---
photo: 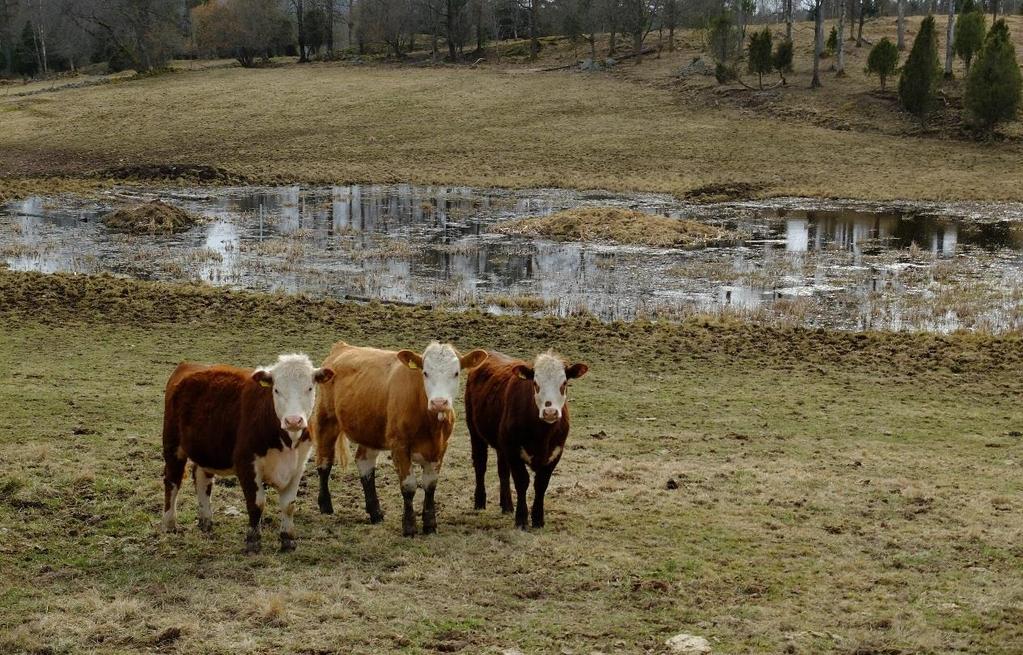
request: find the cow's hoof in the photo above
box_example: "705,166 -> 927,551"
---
500,505 -> 513,515
422,522 -> 437,535
198,517 -> 213,534
279,534 -> 297,553
368,511 -> 385,524
402,523 -> 417,538
244,539 -> 261,555
530,519 -> 545,529
474,493 -> 486,510
318,501 -> 334,515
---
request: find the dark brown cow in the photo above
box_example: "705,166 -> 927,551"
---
161,354 -> 334,553
312,341 -> 487,536
465,351 -> 588,529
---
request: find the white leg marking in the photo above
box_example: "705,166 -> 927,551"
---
279,470 -> 303,536
420,461 -> 440,490
161,483 -> 179,531
520,447 -> 532,465
254,465 -> 266,510
356,448 -> 381,477
401,472 -> 417,493
195,468 -> 214,521
547,446 -> 562,465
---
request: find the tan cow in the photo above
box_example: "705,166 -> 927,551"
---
312,341 -> 487,536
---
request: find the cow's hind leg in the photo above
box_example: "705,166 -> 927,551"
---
161,452 -> 187,532
470,431 -> 488,510
194,467 -> 215,534
394,449 -> 417,537
239,461 -> 263,554
312,408 -> 340,515
496,452 -> 513,514
356,446 -> 384,524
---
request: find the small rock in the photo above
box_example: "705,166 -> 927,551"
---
665,633 -> 711,654
604,57 -> 617,67
676,58 -> 714,77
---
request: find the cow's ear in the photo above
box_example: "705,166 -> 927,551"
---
459,349 -> 489,370
397,350 -> 424,370
252,369 -> 273,388
513,364 -> 534,380
314,367 -> 334,384
566,362 -> 589,379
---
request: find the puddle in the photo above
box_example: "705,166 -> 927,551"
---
3,185 -> 1023,333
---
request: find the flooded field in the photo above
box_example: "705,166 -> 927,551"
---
3,184 -> 1023,332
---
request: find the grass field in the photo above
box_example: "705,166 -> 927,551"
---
1,270 -> 1022,654
2,17 -> 1022,204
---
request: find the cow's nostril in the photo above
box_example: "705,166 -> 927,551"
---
545,401 -> 552,407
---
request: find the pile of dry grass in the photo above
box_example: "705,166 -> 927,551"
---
102,200 -> 198,234
492,206 -> 735,248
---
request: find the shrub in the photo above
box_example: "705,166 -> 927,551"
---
899,15 -> 941,122
825,26 -> 838,56
954,0 -> 987,73
707,13 -> 741,65
965,19 -> 1022,131
772,38 -> 794,80
866,37 -> 899,90
747,26 -> 773,88
714,62 -> 737,83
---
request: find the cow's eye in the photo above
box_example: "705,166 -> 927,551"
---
273,389 -> 279,395
454,371 -> 459,378
423,372 -> 429,379
307,387 -> 313,392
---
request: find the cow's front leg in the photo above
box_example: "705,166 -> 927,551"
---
239,464 -> 263,555
421,460 -> 441,535
509,456 -> 531,530
356,446 -> 384,524
393,450 -> 417,537
531,465 -> 554,529
194,467 -> 215,534
496,452 -> 513,514
277,469 -> 303,553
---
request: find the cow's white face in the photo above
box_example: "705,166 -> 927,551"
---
252,354 -> 334,440
398,343 -> 488,420
514,353 -> 589,424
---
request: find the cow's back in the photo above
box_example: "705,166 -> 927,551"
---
165,363 -> 249,470
322,344 -> 411,446
466,352 -> 528,445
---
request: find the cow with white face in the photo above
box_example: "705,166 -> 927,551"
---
311,341 -> 488,536
162,354 -> 334,554
465,350 -> 589,529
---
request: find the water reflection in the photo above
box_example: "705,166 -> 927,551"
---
3,185 -> 1023,333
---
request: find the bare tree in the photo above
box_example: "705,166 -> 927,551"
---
621,0 -> 658,62
896,0 -> 905,49
662,0 -> 676,51
836,0 -> 846,75
784,0 -> 792,41
63,0 -> 182,72
943,0 -> 954,77
806,0 -> 823,87
286,0 -> 309,61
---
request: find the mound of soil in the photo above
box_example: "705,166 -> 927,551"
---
102,200 -> 198,234
492,206 -> 736,248
100,163 -> 235,183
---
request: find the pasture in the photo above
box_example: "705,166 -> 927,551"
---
1,270 -> 1021,654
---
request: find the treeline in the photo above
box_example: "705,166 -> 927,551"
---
2,0 -> 1020,76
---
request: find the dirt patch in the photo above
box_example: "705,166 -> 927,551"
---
102,200 -> 199,234
99,163 -> 237,183
491,206 -> 736,247
680,182 -> 765,203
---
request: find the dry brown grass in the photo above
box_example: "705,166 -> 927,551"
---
492,206 -> 735,247
1,17 -> 1021,203
102,200 -> 199,234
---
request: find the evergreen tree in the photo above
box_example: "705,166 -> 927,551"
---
773,38 -> 794,84
825,25 -> 838,56
747,26 -> 773,89
954,0 -> 987,73
965,19 -> 1022,131
866,37 -> 899,90
899,15 -> 942,123
13,20 -> 37,78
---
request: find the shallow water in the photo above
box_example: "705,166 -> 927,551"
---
4,184 -> 1023,333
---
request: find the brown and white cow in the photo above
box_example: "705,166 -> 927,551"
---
161,354 -> 335,554
312,341 -> 487,536
465,351 -> 588,530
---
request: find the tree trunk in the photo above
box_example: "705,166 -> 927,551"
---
944,0 -> 955,78
991,0 -> 998,19
668,23 -> 675,52
296,0 -> 308,62
326,0 -> 335,56
812,4 -> 822,87
590,32 -> 596,59
529,0 -> 539,59
785,0 -> 793,42
836,0 -> 846,75
897,0 -> 905,50
856,0 -> 865,47
633,30 -> 643,64
447,0 -> 458,61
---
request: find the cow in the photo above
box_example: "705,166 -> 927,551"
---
161,353 -> 335,554
465,351 -> 588,530
312,341 -> 488,537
